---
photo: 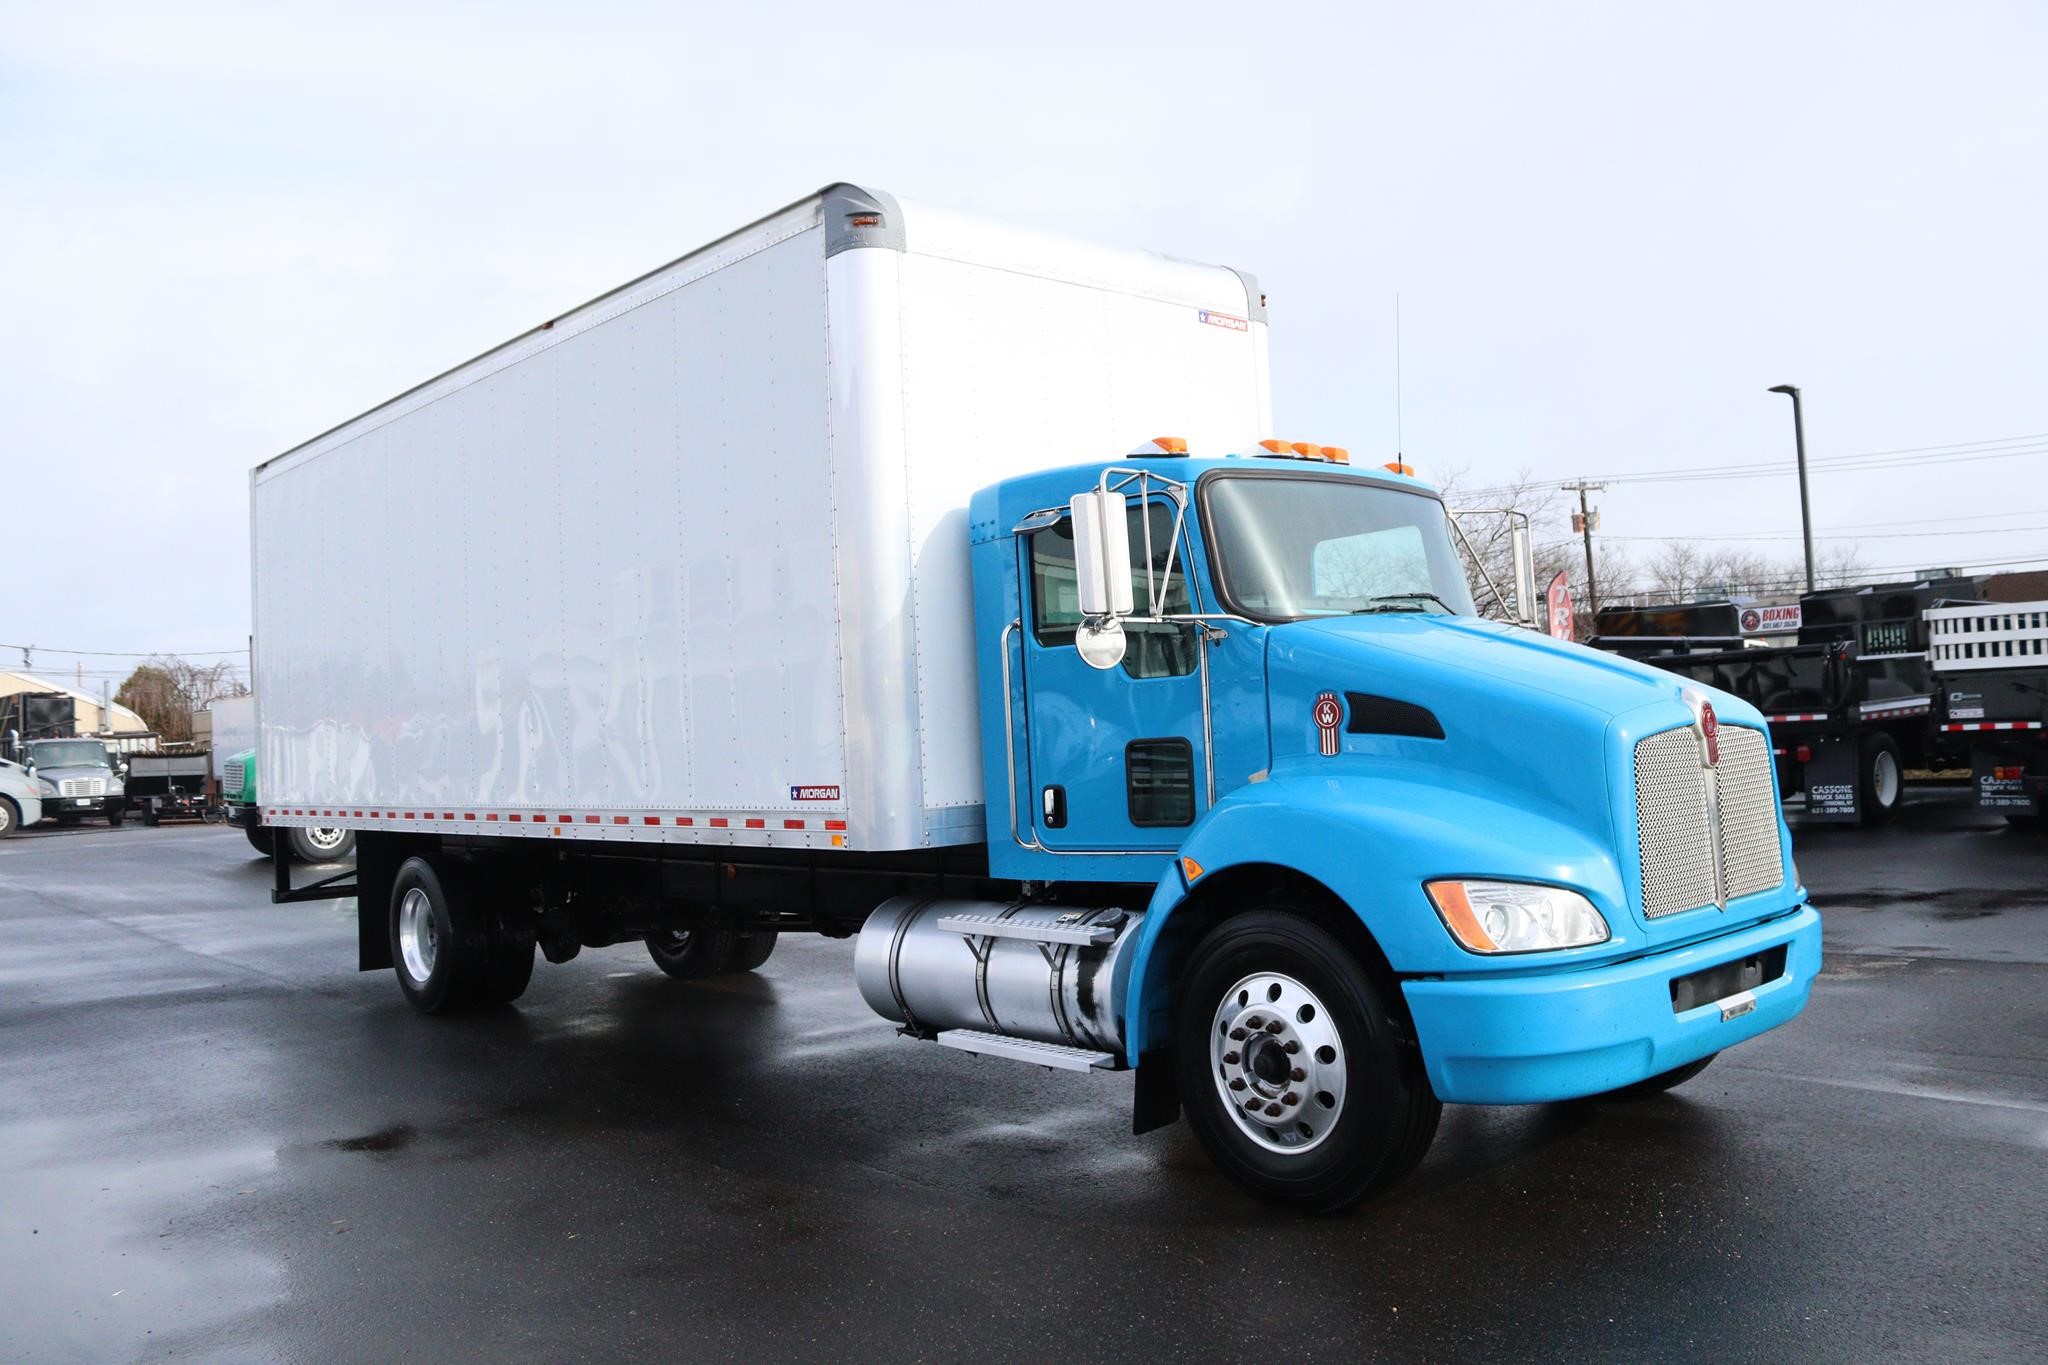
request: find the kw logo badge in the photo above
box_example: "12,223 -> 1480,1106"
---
1686,691 -> 1728,910
1699,701 -> 1720,767
1313,692 -> 1343,757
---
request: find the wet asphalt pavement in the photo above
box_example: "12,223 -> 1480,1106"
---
1,794 -> 2044,1362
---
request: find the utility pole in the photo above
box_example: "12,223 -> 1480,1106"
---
1564,481 -> 1606,616
1767,384 -> 1815,591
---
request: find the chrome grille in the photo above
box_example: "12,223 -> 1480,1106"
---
224,757 -> 245,795
1633,722 -> 1784,919
1716,727 -> 1783,900
1634,728 -> 1718,918
59,777 -> 108,798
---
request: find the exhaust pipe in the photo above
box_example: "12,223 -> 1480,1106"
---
855,897 -> 1144,1055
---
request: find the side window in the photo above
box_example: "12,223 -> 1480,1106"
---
1126,738 -> 1196,826
1030,501 -> 1197,679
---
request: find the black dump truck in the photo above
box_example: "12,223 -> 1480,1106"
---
1927,598 -> 2048,826
1592,577 -> 1983,824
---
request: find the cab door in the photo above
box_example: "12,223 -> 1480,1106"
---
1020,498 -> 1207,850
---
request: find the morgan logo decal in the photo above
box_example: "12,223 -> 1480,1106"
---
1700,702 -> 1720,767
790,785 -> 842,802
1313,692 -> 1343,757
1199,309 -> 1249,332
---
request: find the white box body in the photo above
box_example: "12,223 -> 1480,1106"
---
253,186 -> 1272,852
208,695 -> 256,780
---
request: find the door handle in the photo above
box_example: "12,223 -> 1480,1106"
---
1041,785 -> 1067,829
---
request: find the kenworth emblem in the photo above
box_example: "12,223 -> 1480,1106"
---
1313,692 -> 1343,757
1700,701 -> 1721,767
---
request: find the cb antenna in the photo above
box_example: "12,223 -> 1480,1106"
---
1394,293 -> 1404,464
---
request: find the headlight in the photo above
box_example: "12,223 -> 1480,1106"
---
1425,879 -> 1610,954
36,779 -> 58,797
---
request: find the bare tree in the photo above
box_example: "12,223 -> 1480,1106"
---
115,654 -> 248,739
1438,467 -> 1628,634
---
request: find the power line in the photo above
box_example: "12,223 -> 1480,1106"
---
1600,525 -> 2048,544
0,643 -> 248,659
1460,428 -> 2048,499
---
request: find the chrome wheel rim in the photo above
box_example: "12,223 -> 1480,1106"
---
1211,971 -> 1347,1154
653,929 -> 691,958
398,888 -> 438,983
1873,751 -> 1901,808
306,826 -> 348,853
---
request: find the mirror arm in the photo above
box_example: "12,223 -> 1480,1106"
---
1448,506 -> 1524,623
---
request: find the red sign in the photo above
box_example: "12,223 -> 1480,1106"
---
1739,603 -> 1802,634
1545,571 -> 1574,641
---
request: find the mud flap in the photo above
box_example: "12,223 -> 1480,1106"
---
1132,1047 -> 1181,1135
1800,735 -> 1861,823
1972,746 -> 2039,817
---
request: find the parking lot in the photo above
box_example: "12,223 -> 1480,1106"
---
2,796 -> 2043,1362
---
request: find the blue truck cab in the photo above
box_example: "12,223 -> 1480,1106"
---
939,439 -> 1818,1208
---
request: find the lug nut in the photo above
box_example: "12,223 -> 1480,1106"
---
1265,1020 -> 1283,1034
1290,1067 -> 1306,1082
1245,1098 -> 1262,1111
1229,1027 -> 1247,1041
1264,1102 -> 1282,1117
1283,1040 -> 1300,1054
1282,1091 -> 1299,1106
1223,1051 -> 1240,1065
1229,1078 -> 1246,1091
1244,1016 -> 1262,1029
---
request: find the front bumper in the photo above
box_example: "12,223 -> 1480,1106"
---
225,801 -> 260,829
43,793 -> 123,815
1403,901 -> 1821,1104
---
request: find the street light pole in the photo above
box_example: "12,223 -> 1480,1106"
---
1768,384 -> 1815,592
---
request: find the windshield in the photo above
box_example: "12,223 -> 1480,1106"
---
1202,473 -> 1478,621
29,740 -> 113,769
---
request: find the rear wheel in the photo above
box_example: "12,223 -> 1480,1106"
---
646,928 -> 778,979
1175,909 -> 1440,1213
1858,732 -> 1903,826
290,825 -> 356,862
244,825 -> 274,855
389,856 -> 486,1013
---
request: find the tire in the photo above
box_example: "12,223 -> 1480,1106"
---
290,825 -> 356,862
477,922 -> 536,1005
0,797 -> 17,838
388,856 -> 486,1013
244,825 -> 275,856
1174,908 -> 1441,1213
1599,1053 -> 1716,1099
735,931 -> 778,972
107,802 -> 126,828
644,927 -> 777,979
1858,732 -> 1903,826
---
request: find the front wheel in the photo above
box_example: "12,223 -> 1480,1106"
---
107,802 -> 126,828
290,825 -> 356,862
0,797 -> 17,838
1174,909 -> 1440,1213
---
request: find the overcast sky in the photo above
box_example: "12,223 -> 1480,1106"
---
3,1 -> 2044,694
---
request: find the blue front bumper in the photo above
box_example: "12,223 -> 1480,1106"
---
1403,903 -> 1821,1104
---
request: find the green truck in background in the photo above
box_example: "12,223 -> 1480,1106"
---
221,748 -> 355,862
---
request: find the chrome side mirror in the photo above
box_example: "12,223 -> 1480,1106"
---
1069,490 -> 1132,670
